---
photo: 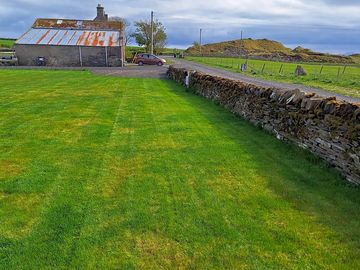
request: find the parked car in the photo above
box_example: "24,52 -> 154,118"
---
134,53 -> 166,66
0,54 -> 18,66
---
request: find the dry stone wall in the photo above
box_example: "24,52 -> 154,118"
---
168,66 -> 360,184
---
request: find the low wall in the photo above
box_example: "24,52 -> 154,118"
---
168,66 -> 360,184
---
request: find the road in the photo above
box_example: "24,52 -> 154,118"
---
172,58 -> 360,103
91,65 -> 168,79
2,60 -> 359,103
0,65 -> 169,79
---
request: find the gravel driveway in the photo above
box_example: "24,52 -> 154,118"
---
2,61 -> 358,103
91,65 -> 168,79
0,64 -> 169,79
173,59 -> 360,103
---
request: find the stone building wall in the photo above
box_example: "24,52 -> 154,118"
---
168,66 -> 360,184
14,45 -> 122,67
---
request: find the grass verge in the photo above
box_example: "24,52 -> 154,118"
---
186,56 -> 360,98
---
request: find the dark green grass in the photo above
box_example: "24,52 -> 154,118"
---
187,56 -> 360,98
0,70 -> 359,269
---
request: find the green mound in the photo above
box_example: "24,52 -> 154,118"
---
186,39 -> 355,64
0,38 -> 16,49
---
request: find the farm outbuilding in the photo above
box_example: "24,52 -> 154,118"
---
14,5 -> 124,67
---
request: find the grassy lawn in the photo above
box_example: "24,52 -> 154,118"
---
186,56 -> 360,98
0,70 -> 359,269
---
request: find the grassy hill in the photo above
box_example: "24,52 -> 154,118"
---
0,38 -> 16,49
351,54 -> 360,64
186,39 -> 355,64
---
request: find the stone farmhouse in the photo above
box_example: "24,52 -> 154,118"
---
14,5 -> 124,67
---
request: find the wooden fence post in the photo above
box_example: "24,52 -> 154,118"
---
261,63 -> 266,74
343,65 -> 347,74
279,64 -> 283,75
337,67 -> 341,82
319,65 -> 324,75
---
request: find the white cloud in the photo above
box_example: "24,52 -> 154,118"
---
0,0 -> 359,53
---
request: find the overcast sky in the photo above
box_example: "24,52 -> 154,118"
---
0,0 -> 359,54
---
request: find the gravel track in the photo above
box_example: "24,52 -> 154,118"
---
91,65 -> 168,79
0,65 -> 169,79
2,61 -> 359,104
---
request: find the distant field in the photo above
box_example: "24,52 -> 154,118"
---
0,70 -> 360,268
187,56 -> 360,98
0,38 -> 15,49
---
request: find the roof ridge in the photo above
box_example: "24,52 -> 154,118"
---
31,26 -> 120,32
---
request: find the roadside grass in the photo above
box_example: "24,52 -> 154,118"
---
0,70 -> 359,269
186,56 -> 360,98
0,52 -> 15,58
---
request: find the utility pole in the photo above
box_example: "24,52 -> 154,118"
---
150,11 -> 154,54
240,30 -> 243,57
199,28 -> 202,56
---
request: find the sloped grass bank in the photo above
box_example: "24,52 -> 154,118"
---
0,70 -> 359,269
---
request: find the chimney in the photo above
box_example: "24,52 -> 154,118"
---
97,4 -> 104,18
94,4 -> 108,21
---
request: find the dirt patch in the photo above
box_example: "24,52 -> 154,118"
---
135,232 -> 191,269
0,160 -> 24,179
0,192 -> 43,239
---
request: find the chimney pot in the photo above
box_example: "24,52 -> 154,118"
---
94,4 -> 108,22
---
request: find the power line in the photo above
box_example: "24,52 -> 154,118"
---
150,11 -> 154,54
200,28 -> 202,55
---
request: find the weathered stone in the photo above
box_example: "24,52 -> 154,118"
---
295,65 -> 307,76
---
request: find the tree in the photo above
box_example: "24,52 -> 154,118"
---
109,17 -> 134,46
192,41 -> 200,47
132,19 -> 167,53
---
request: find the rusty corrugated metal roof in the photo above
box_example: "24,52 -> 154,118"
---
15,28 -> 121,47
33,19 -> 123,31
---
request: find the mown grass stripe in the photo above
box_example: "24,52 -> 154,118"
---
0,70 -> 359,269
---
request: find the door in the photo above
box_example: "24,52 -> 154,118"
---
143,54 -> 151,64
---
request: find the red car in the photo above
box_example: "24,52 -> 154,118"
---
134,53 -> 166,66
